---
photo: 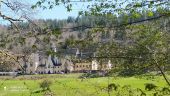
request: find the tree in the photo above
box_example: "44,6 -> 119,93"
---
124,17 -> 170,84
0,0 -> 170,87
34,0 -> 169,20
0,0 -> 35,27
32,0 -> 170,85
67,16 -> 75,23
0,50 -> 23,72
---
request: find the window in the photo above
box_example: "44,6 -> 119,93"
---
86,65 -> 88,68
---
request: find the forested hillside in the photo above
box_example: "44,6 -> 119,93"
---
0,10 -> 170,74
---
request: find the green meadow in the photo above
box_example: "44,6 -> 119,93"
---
0,74 -> 169,96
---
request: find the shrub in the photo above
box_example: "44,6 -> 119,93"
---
79,73 -> 102,78
145,83 -> 157,91
39,79 -> 52,91
108,83 -> 119,91
118,69 -> 145,76
161,87 -> 170,95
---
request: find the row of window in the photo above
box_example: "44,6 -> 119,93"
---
47,66 -> 61,68
75,65 -> 111,68
38,70 -> 62,74
75,65 -> 91,68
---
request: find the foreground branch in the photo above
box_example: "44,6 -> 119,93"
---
153,57 -> 170,86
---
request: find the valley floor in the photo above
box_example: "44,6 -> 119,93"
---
0,73 -> 169,96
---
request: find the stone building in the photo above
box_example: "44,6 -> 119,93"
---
25,53 -> 39,74
25,53 -> 65,74
66,59 -> 113,73
73,62 -> 91,72
22,47 -> 113,74
92,60 -> 98,70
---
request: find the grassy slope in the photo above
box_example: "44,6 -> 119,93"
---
0,74 -> 169,96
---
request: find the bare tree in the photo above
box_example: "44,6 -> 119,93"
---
0,0 -> 36,28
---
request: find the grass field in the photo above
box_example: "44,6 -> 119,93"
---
0,74 -> 169,96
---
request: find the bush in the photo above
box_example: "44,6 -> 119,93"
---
145,83 -> 157,91
118,69 -> 145,76
161,87 -> 170,95
39,79 -> 52,91
79,73 -> 102,78
108,83 -> 119,91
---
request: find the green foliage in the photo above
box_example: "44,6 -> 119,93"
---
161,87 -> 170,95
79,73 -> 104,78
147,11 -> 154,17
1,1 -> 170,92
39,79 -> 52,91
43,36 -> 50,43
108,83 -> 119,91
118,68 -> 145,76
14,37 -> 26,46
51,28 -> 61,38
145,83 -> 157,91
32,44 -> 37,49
34,0 -> 170,29
46,50 -> 57,56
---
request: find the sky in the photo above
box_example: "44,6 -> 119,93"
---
0,0 -> 89,25
33,0 -> 91,20
35,5 -> 79,20
33,3 -> 80,20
